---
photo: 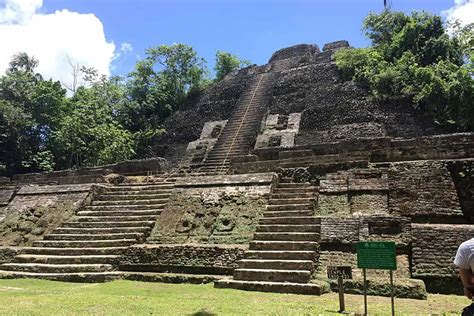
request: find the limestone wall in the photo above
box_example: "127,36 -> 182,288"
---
268,44 -> 320,63
411,224 -> 474,294
148,192 -> 267,245
319,216 -> 411,247
119,244 -> 246,275
255,113 -> 301,149
0,184 -> 93,246
388,161 -> 463,220
174,173 -> 276,197
412,224 -> 474,277
11,158 -> 169,185
156,66 -> 260,160
186,120 -> 227,163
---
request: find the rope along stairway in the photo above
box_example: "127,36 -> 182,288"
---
215,177 -> 325,294
187,72 -> 274,175
0,183 -> 173,281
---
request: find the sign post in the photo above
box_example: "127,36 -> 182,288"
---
357,241 -> 397,316
327,266 -> 352,313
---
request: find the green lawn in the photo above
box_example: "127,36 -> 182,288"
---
0,279 -> 470,315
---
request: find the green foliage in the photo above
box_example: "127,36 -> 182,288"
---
51,74 -> 135,168
0,43 -> 251,175
335,11 -> 474,131
0,54 -> 67,175
214,50 -> 251,81
126,44 -> 207,129
124,43 -> 209,156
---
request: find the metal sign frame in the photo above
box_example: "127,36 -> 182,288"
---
356,241 -> 397,316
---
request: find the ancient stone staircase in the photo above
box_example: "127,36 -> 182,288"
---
189,72 -> 274,175
215,178 -> 325,295
0,183 -> 173,281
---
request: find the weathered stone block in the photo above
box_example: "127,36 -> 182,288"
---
316,194 -> 349,216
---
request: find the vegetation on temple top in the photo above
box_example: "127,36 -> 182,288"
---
335,11 -> 474,131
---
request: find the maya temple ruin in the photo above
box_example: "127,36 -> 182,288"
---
0,42 -> 472,299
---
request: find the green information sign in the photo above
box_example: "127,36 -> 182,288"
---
357,241 -> 397,270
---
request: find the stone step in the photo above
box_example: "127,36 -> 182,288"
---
101,189 -> 173,195
245,250 -> 317,261
233,269 -> 311,283
84,204 -> 165,211
15,254 -> 121,264
191,162 -> 230,168
53,227 -> 150,234
0,263 -> 115,273
214,279 -> 324,295
237,259 -> 314,270
76,210 -> 162,217
20,247 -> 128,256
44,233 -> 144,241
206,152 -> 245,159
213,137 -> 255,145
217,131 -> 258,139
227,109 -> 264,118
250,240 -> 318,251
263,210 -> 314,217
268,198 -> 314,205
0,270 -> 123,282
105,184 -> 174,191
213,139 -> 253,146
73,215 -> 157,222
98,193 -> 171,201
204,157 -> 239,163
198,164 -> 230,169
63,221 -> 155,228
259,217 -> 318,225
33,239 -> 136,248
277,183 -> 314,189
207,149 -> 247,157
256,224 -> 320,233
271,192 -> 316,199
266,204 -> 313,211
272,187 -> 316,193
122,271 -> 225,284
92,199 -> 168,206
253,232 -> 319,241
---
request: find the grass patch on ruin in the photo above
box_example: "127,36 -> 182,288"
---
0,278 -> 469,315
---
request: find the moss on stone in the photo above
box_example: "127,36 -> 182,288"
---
0,203 -> 75,246
319,275 -> 427,300
149,192 -> 266,244
316,194 -> 350,216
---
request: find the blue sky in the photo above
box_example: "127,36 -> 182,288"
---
1,0 -> 471,85
41,0 -> 461,76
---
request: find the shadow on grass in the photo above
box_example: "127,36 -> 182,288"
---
190,309 -> 216,316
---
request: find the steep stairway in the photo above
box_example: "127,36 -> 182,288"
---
190,72 -> 274,175
0,183 -> 173,282
215,178 -> 325,294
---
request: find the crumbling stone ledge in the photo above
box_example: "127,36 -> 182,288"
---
119,244 -> 247,275
322,276 -> 427,300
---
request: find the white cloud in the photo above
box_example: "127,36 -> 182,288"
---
120,42 -> 133,53
0,0 -> 115,90
442,0 -> 474,27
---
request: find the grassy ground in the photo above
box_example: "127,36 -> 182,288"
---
0,279 -> 470,315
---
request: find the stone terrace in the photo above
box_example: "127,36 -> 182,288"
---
0,42 -> 472,297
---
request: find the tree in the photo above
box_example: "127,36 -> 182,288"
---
0,52 -> 67,175
51,72 -> 135,168
335,11 -> 474,131
125,43 -> 208,156
7,52 -> 39,74
214,50 -> 251,81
